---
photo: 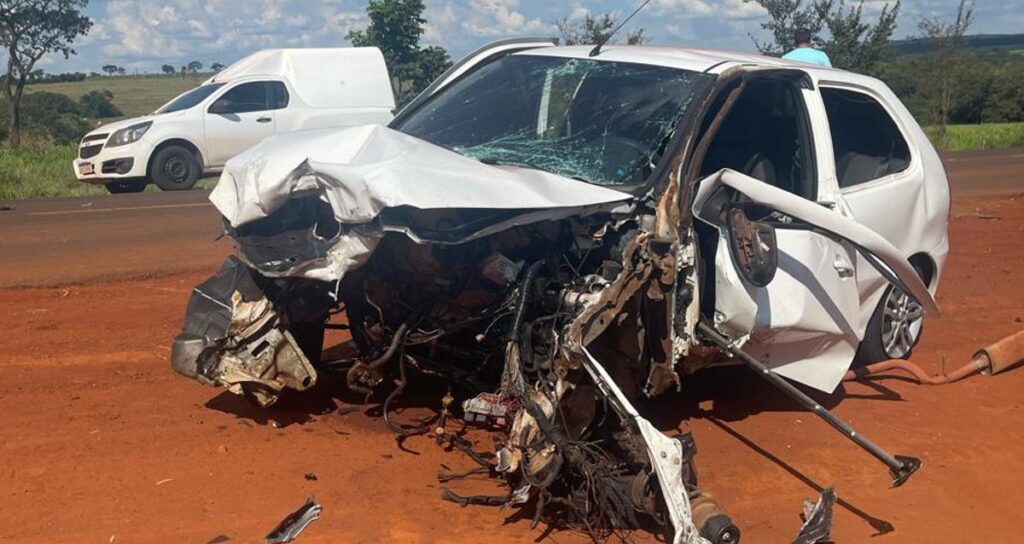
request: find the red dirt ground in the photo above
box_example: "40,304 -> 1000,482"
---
3,167 -> 1024,542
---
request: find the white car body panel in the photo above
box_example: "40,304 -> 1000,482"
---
694,169 -> 940,392
73,48 -> 395,185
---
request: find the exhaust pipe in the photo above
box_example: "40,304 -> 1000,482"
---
844,328 -> 1024,385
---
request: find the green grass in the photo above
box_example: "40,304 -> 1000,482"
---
0,144 -> 106,200
26,74 -> 208,121
0,142 -> 218,201
926,122 -> 1024,152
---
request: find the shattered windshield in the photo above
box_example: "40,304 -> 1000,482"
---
156,83 -> 225,114
394,55 -> 711,186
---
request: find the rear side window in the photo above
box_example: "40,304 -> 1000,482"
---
269,81 -> 289,110
821,88 -> 911,188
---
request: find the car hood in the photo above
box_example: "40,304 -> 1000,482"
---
210,124 -> 633,229
83,115 -> 154,139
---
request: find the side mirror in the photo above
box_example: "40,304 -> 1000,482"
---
208,99 -> 231,114
725,204 -> 779,287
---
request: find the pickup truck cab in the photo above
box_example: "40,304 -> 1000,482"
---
73,47 -> 396,193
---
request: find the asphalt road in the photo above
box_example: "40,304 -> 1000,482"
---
1,147 -> 1022,288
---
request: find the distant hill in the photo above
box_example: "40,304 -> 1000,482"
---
889,33 -> 1024,56
25,74 -> 208,121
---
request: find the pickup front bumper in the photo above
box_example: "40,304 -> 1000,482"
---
73,137 -> 152,183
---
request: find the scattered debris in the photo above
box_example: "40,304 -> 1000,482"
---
303,472 -> 317,481
792,488 -> 837,544
265,497 -> 322,544
155,478 -> 173,486
335,405 -> 361,416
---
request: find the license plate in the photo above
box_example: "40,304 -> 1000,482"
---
78,163 -> 94,175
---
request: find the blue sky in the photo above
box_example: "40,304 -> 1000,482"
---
24,0 -> 1024,74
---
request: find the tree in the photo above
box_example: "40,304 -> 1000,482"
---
0,0 -> 92,147
817,0 -> 900,74
161,63 -> 176,75
555,11 -> 646,46
78,89 -> 121,118
210,62 -> 226,72
347,0 -> 451,105
186,60 -> 202,73
115,66 -> 125,75
744,0 -> 900,74
101,64 -> 119,75
915,0 -> 974,147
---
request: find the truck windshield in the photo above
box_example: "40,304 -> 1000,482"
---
157,83 -> 225,114
394,55 -> 712,186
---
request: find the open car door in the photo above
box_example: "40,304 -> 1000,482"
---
693,169 -> 939,392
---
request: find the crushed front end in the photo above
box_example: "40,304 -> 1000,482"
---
169,124 -> 728,543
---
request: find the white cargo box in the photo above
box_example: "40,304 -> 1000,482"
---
205,48 -> 395,110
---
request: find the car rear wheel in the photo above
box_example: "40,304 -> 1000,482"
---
855,266 -> 927,364
105,180 -> 147,194
151,145 -> 200,191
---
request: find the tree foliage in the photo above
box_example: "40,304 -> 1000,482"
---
0,0 -> 92,147
554,11 -> 646,46
744,0 -> 900,74
210,62 -> 226,72
186,60 -> 203,73
347,0 -> 452,105
161,64 -> 176,75
912,0 -> 974,146
78,89 -> 121,118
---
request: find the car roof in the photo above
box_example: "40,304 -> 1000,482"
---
515,44 -> 853,78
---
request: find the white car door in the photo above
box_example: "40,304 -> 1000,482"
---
694,169 -> 938,393
204,81 -> 279,167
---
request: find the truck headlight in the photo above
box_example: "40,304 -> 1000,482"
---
107,122 -> 153,147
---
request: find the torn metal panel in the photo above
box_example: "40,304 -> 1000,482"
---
581,347 -> 708,544
171,257 -> 316,406
693,168 -> 940,392
210,125 -> 633,229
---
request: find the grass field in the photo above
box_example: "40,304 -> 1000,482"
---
0,144 -> 106,200
0,143 -> 217,201
926,122 -> 1024,152
26,74 -> 207,120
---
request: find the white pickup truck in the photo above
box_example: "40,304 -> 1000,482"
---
73,48 -> 396,193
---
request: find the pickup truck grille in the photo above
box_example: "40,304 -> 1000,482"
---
82,133 -> 108,143
79,144 -> 103,159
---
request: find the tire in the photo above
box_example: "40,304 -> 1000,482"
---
855,265 -> 927,365
150,145 -> 200,191
105,180 -> 147,194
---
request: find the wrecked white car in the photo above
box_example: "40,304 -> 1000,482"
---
171,40 -> 949,543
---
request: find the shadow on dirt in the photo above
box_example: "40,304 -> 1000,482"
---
202,357 -> 899,535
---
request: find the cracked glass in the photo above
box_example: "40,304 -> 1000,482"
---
395,55 -> 711,186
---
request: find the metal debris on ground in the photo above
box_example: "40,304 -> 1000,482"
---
791,488 -> 836,544
265,497 -> 322,544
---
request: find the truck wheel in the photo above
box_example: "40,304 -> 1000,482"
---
105,180 -> 147,194
151,145 -> 200,191
855,264 -> 927,365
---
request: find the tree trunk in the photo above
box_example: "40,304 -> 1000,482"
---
8,100 -> 19,148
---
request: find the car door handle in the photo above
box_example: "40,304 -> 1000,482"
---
256,117 -> 272,123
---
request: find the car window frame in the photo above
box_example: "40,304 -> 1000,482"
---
817,82 -> 917,194
268,81 -> 290,110
391,52 -> 717,197
691,69 -> 821,202
208,81 -> 272,115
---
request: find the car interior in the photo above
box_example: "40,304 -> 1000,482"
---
698,77 -> 817,200
821,87 -> 911,188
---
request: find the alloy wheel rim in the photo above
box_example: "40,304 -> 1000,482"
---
881,288 -> 924,359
